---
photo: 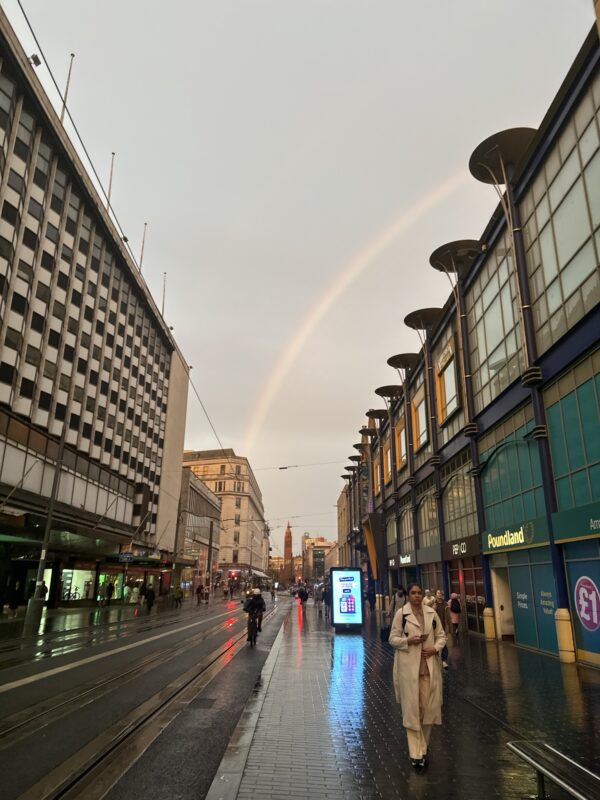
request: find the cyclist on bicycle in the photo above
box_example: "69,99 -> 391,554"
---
244,588 -> 266,639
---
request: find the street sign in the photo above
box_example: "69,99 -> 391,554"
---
118,552 -> 135,562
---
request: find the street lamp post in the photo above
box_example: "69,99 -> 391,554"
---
206,520 -> 214,605
23,432 -> 66,634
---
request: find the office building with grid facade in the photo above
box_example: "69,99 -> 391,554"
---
0,10 -> 189,608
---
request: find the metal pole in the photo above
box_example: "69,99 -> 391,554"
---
107,152 -> 115,209
139,222 -> 148,272
60,53 -> 75,124
23,432 -> 66,633
206,520 -> 214,605
161,272 -> 166,316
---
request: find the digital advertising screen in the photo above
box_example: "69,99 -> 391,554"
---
330,568 -> 363,627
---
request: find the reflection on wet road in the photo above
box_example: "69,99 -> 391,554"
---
0,598 -> 243,670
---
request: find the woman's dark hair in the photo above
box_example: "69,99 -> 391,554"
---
406,582 -> 423,595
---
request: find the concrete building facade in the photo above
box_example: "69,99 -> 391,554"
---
182,448 -> 268,579
0,9 -> 189,610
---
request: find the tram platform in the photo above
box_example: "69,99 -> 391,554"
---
203,601 -> 599,800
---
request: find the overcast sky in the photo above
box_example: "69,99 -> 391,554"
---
4,1 -> 594,556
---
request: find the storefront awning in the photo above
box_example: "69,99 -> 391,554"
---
251,568 -> 269,579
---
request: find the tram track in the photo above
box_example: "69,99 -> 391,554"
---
15,605 -> 280,800
0,606 -> 247,746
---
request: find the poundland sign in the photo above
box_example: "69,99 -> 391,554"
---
482,516 -> 548,554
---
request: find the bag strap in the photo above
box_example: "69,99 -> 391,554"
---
402,612 -> 436,635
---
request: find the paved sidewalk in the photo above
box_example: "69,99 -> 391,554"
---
208,601 -> 600,800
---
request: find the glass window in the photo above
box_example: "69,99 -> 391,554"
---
438,359 -> 458,421
416,399 -> 427,448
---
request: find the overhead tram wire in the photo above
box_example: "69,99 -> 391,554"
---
188,375 -> 238,476
254,460 -> 346,471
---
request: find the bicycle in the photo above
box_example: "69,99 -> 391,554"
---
247,609 -> 259,648
62,588 -> 80,601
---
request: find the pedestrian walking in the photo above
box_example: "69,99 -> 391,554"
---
423,589 -> 435,608
387,586 -> 406,624
367,587 -> 376,612
172,584 -> 183,609
448,592 -> 462,638
105,580 -> 114,607
229,583 -> 234,600
270,586 -> 276,603
434,589 -> 450,668
131,585 -> 140,605
8,580 -> 20,618
389,582 -> 447,770
39,580 -> 48,603
196,584 -> 204,606
98,581 -> 106,607
145,585 -> 155,614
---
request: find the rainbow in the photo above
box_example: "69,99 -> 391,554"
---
242,170 -> 471,454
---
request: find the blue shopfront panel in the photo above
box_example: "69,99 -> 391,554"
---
510,565 -> 538,649
531,563 -> 558,653
565,549 -> 600,660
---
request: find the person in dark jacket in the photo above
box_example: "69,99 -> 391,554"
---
244,588 -> 266,637
145,586 -> 155,614
105,580 -> 114,606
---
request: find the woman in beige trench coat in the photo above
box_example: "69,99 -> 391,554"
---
389,582 -> 447,769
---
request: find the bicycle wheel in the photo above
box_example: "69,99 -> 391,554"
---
249,619 -> 258,648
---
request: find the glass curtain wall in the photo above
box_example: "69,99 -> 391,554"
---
465,232 -> 525,414
521,70 -> 600,355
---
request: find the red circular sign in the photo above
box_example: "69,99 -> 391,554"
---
574,576 -> 600,632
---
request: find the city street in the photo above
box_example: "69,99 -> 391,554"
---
0,594 -> 287,799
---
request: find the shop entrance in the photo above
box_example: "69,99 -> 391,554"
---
492,566 -> 515,640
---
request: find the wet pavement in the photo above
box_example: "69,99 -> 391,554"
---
0,593 -> 236,638
208,601 -> 600,800
0,594 -> 241,670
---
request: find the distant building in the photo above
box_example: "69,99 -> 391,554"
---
283,522 -> 293,583
268,555 -> 285,583
302,536 -> 338,581
324,543 -> 339,575
292,554 -> 303,582
182,449 -> 268,581
175,468 -> 221,589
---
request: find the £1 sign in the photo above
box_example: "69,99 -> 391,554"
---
574,576 -> 600,632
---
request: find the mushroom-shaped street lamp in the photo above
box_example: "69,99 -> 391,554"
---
365,409 -> 388,421
469,128 -> 536,187
348,455 -> 361,463
359,426 -> 377,438
404,307 -> 444,340
429,239 -> 485,291
469,127 -> 538,373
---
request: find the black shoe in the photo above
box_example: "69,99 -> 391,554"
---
257,627 -> 262,632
